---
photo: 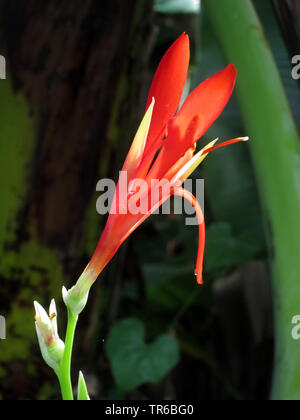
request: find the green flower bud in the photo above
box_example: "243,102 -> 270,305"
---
34,300 -> 65,371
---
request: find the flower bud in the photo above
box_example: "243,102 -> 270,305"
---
63,269 -> 97,316
34,299 -> 65,371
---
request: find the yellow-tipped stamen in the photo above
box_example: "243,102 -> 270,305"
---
203,136 -> 249,155
171,138 -> 219,185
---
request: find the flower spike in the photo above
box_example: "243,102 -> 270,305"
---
68,33 -> 247,297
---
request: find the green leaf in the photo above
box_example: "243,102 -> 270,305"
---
194,9 -> 266,257
105,318 -> 179,392
77,371 -> 90,401
203,0 -> 300,399
154,0 -> 200,14
205,223 -> 257,273
253,0 -> 300,133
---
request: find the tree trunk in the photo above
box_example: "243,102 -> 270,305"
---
0,0 -> 153,400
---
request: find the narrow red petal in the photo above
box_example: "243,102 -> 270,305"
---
146,65 -> 237,182
86,187 -> 172,278
173,64 -> 237,144
202,137 -> 248,155
145,33 -> 190,154
173,187 -> 205,285
148,115 -> 200,181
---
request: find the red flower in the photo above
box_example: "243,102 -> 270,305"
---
65,34 -> 247,312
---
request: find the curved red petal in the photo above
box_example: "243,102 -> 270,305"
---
201,136 -> 248,154
174,64 -> 237,143
173,187 -> 205,285
145,33 -> 190,153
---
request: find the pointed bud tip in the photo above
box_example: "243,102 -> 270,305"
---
62,286 -> 68,299
49,299 -> 57,315
34,301 -> 44,316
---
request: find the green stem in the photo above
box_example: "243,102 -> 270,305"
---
203,0 -> 300,400
57,309 -> 78,400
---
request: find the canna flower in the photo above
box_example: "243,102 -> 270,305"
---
64,33 -> 247,315
34,300 -> 65,371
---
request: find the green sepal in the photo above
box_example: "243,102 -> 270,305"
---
77,371 -> 90,401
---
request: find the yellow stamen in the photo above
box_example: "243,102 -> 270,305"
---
172,138 -> 219,185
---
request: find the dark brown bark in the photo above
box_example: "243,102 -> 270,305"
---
272,0 -> 300,57
1,0 -> 153,247
0,0 -> 153,400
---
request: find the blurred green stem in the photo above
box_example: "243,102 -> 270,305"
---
203,0 -> 300,400
57,310 -> 78,400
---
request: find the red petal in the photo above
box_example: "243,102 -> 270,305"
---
148,115 -> 200,180
173,64 -> 237,144
173,187 -> 205,285
145,33 -> 190,154
201,136 -> 248,154
86,187 -> 172,279
146,65 -> 237,181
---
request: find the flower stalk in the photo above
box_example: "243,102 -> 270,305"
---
56,309 -> 78,401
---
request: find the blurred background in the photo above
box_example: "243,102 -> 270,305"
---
0,0 -> 299,400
